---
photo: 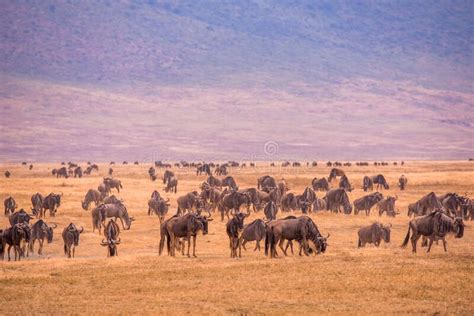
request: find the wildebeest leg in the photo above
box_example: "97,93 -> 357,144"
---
229,237 -> 233,258
7,244 -> 12,261
241,239 -> 247,251
442,238 -> 447,252
279,238 -> 287,256
192,236 -> 197,257
118,217 -> 126,230
427,237 -> 434,253
411,233 -> 421,253
186,236 -> 191,257
238,237 -> 242,258
254,240 -> 260,251
39,239 -> 43,255
72,246 -> 75,258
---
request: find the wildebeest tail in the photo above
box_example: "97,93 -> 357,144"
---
63,244 -> 67,255
357,238 -> 362,248
268,226 -> 276,258
264,227 -> 270,256
401,224 -> 411,248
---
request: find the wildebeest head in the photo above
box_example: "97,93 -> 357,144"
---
316,233 -> 330,253
381,224 -> 392,243
453,217 -> 464,238
101,238 -> 121,256
44,223 -> 57,243
197,214 -> 214,235
68,224 -> 84,246
231,210 -> 249,230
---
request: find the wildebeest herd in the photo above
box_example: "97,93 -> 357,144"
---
0,161 -> 471,261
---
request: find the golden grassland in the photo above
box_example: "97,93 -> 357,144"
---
0,161 -> 473,314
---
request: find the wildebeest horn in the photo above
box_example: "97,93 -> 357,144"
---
130,217 -> 135,221
395,195 -> 398,200
100,239 -> 108,246
165,197 -> 170,203
326,233 -> 330,239
79,226 -> 84,233
60,192 -> 64,196
388,223 -> 392,228
115,238 -> 121,244
51,223 -> 58,229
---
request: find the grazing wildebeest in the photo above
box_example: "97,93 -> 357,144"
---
42,193 -> 61,217
265,216 -> 328,258
222,176 -> 238,191
219,190 -> 251,221
372,174 -> 389,190
159,213 -> 213,257
55,167 -> 69,178
206,175 -> 222,188
398,175 -> 408,190
9,209 -> 35,226
338,175 -> 353,192
5,171 -> 11,178
100,219 -> 121,257
196,163 -> 211,176
62,223 -> 84,258
281,193 -> 298,212
31,193 -> 44,217
328,168 -> 345,182
3,223 -> 31,261
257,175 -> 277,192
353,192 -> 384,216
103,178 -> 123,193
82,189 -> 102,210
377,196 -> 399,217
240,219 -> 266,251
29,220 -> 57,255
324,188 -> 352,214
362,176 -> 373,192
226,211 -> 250,258
164,176 -> 178,193
299,187 -> 316,214
311,178 -> 329,191
438,193 -> 463,217
401,211 -> 464,253
4,196 -> 17,216
357,222 -> 391,248
416,192 -> 444,215
263,201 -> 278,220
91,206 -> 106,233
148,197 -> 170,222
99,203 -> 135,230
201,186 -> 222,213
74,166 -> 83,178
312,197 -> 327,211
177,192 -> 204,215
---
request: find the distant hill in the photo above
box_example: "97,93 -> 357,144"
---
0,1 -> 472,161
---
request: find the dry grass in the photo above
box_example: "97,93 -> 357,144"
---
0,161 -> 473,314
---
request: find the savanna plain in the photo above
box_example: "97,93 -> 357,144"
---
0,161 -> 473,314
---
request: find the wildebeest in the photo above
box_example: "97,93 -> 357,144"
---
398,175 -> 408,190
100,219 -> 121,257
159,213 -> 213,257
265,216 -> 328,258
9,209 -> 35,226
461,198 -> 473,221
377,196 -> 399,217
5,171 -> 10,178
357,222 -> 391,247
416,192 -> 444,216
29,220 -> 57,255
263,201 -> 278,220
62,223 -> 84,258
147,197 -> 170,222
206,175 -> 222,188
222,176 -> 238,191
312,197 -> 327,211
108,168 -> 113,176
31,193 -> 44,217
103,177 -> 123,193
407,201 -> 422,217
299,187 -> 316,214
328,168 -> 345,182
196,163 -> 211,176
201,185 -> 223,213
98,203 -> 135,230
338,175 -> 353,192
55,167 -> 69,178
311,177 -> 329,191
82,189 -> 102,210
103,195 -> 122,205
148,166 -> 156,180
362,176 -> 373,192
74,166 -> 83,178
2,223 -> 31,261
177,192 -> 204,215
164,176 -> 178,193
219,190 -> 251,221
281,192 -> 298,212
42,193 -> 62,217
353,192 -> 384,216
438,193 -> 463,217
215,164 -> 228,176
4,196 -> 17,216
226,211 -> 250,258
372,174 -> 389,190
401,211 -> 464,253
240,219 -> 266,251
151,190 -> 161,200
268,187 -> 281,207
324,188 -> 352,214
98,183 -> 108,197
277,179 -> 289,195
257,175 -> 277,192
